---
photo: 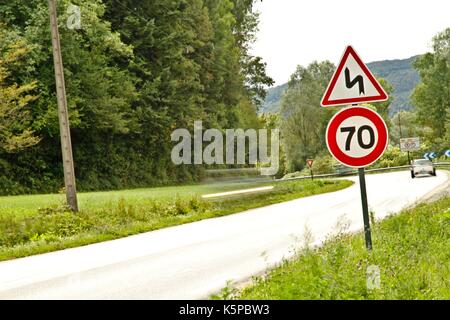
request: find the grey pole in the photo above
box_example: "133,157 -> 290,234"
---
358,167 -> 372,250
398,113 -> 411,164
398,112 -> 403,141
351,104 -> 373,251
48,0 -> 79,212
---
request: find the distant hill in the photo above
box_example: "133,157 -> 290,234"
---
260,56 -> 421,116
260,83 -> 288,114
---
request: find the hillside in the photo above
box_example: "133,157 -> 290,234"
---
368,56 -> 421,114
260,83 -> 288,113
260,56 -> 421,115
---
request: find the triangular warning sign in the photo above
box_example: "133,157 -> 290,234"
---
321,46 -> 388,107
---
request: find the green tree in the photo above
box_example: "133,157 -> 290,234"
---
412,28 -> 450,148
389,110 -> 433,148
372,78 -> 394,120
280,61 -> 336,171
280,61 -> 394,172
231,0 -> 274,108
0,0 -> 273,194
0,0 -> 139,192
0,29 -> 40,152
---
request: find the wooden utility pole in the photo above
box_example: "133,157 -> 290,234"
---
398,112 -> 410,164
48,0 -> 79,212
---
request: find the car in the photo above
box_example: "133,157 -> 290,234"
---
410,159 -> 436,179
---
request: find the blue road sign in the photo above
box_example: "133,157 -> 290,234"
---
424,152 -> 437,160
445,150 -> 450,157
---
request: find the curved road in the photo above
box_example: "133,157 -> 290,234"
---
0,171 -> 448,299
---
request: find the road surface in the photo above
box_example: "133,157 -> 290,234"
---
0,171 -> 448,299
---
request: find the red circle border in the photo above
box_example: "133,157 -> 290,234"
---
326,106 -> 388,168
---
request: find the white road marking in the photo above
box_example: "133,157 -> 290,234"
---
202,186 -> 274,199
0,171 -> 448,299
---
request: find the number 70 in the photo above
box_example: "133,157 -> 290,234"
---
340,126 -> 375,151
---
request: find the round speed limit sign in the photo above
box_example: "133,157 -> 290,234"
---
326,106 -> 388,168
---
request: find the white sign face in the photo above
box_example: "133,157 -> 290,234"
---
321,46 -> 388,107
400,138 -> 420,152
329,56 -> 382,101
336,116 -> 379,159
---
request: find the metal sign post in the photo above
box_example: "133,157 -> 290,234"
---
326,106 -> 388,251
48,0 -> 79,212
322,46 -> 390,251
398,113 -> 410,164
358,168 -> 372,250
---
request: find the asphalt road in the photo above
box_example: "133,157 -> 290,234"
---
0,171 -> 448,300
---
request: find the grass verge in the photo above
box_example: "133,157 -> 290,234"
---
216,197 -> 450,300
0,179 -> 352,262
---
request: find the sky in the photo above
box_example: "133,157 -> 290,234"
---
251,0 -> 450,85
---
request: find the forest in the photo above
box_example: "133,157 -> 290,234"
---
0,0 -> 273,195
0,1 -> 448,195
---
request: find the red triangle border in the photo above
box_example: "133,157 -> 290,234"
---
321,46 -> 389,107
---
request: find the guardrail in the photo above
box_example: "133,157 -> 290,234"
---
276,162 -> 450,182
436,162 -> 450,167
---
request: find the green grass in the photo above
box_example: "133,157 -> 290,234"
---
0,179 -> 353,262
0,181 -> 277,218
220,197 -> 450,300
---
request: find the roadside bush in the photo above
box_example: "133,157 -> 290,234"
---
282,154 -> 337,179
371,146 -> 409,168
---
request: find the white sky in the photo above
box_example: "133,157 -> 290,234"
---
252,0 -> 450,85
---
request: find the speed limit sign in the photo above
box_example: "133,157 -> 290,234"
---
326,106 -> 388,168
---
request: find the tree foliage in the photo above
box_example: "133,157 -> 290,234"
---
280,61 -> 336,171
412,28 -> 450,149
0,0 -> 272,194
0,28 -> 40,153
